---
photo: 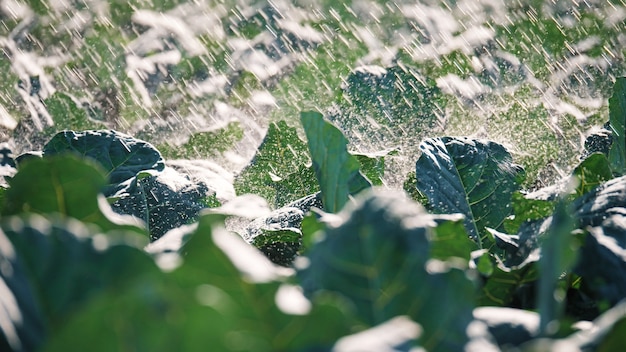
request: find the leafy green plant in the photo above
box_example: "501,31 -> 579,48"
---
2,0 -> 626,348
414,136 -> 525,247
4,78 -> 626,349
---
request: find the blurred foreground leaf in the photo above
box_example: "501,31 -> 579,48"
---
298,190 -> 475,351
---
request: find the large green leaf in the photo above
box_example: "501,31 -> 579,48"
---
1,214 -> 157,349
300,111 -> 371,213
415,137 -> 524,246
1,155 -> 145,236
335,65 -> 444,153
110,168 -> 212,241
42,130 -> 165,194
45,213 -> 354,351
575,212 -> 626,308
574,175 -> 626,229
298,190 -> 475,352
608,77 -> 626,174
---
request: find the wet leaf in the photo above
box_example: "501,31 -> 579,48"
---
43,130 -> 165,195
300,111 -> 371,213
1,155 -> 145,236
298,190 -> 475,352
415,137 -> 525,247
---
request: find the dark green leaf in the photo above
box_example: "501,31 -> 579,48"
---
110,168 -> 211,241
415,137 -> 524,247
473,250 -> 494,276
272,164 -> 319,208
574,175 -> 626,228
336,65 -> 443,153
43,130 -> 165,194
46,213 -> 354,351
473,306 -> 539,348
1,155 -> 145,236
177,214 -> 356,350
537,200 -> 578,335
2,214 -> 157,345
575,213 -> 626,307
0,227 -> 46,352
478,257 -> 539,308
298,190 -> 475,352
250,228 -> 302,267
300,111 -> 371,213
608,77 -> 626,174
583,127 -> 612,159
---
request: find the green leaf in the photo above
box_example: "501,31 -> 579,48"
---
110,168 -> 212,241
337,65 -> 443,148
473,250 -> 495,277
572,153 -> 613,197
44,273 -> 228,352
47,213 -> 354,351
575,212 -> 626,308
298,190 -> 475,352
537,200 -> 578,335
415,137 -> 525,247
354,150 -> 395,186
0,226 -> 46,352
608,77 -> 626,174
2,214 -> 157,347
473,307 -> 539,348
271,164 -> 319,208
1,155 -> 145,236
478,258 -> 539,308
235,121 -> 317,208
300,210 -> 325,255
43,130 -> 165,194
300,111 -> 371,213
429,215 -> 476,262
